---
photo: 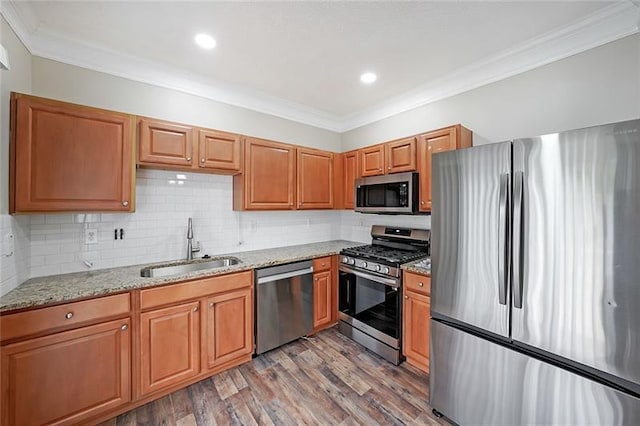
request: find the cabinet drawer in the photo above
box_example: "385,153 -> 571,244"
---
404,272 -> 430,296
1,293 -> 131,342
140,270 -> 253,310
313,256 -> 332,272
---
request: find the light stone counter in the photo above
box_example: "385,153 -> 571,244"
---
402,258 -> 431,277
1,240 -> 362,313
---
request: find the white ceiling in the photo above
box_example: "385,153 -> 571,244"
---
2,1 -> 639,131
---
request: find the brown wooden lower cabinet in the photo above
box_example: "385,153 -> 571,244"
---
313,270 -> 332,329
139,301 -> 201,396
205,287 -> 253,369
1,318 -> 131,426
402,272 -> 431,373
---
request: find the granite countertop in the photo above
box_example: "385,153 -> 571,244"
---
0,240 -> 362,313
402,258 -> 431,277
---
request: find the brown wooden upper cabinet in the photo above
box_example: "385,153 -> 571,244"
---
297,147 -> 334,209
386,136 -> 417,173
9,93 -> 135,213
233,137 -> 296,210
360,144 -> 385,176
417,124 -> 472,212
343,150 -> 360,209
138,118 -> 241,174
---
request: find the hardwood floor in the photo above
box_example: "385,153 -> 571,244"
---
100,327 -> 448,425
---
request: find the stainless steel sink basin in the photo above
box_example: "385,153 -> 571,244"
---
140,257 -> 241,278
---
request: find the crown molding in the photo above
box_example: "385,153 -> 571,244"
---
2,1 -> 639,133
336,1 -> 640,132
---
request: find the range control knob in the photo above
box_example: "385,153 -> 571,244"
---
349,258 -> 355,265
342,256 -> 349,264
382,267 -> 390,274
362,262 -> 368,268
376,265 -> 382,272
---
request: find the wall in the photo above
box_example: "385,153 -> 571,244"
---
342,35 -> 640,149
30,57 -> 341,152
0,17 -> 31,295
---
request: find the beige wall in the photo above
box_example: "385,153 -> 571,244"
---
1,16 -> 32,295
342,34 -> 640,149
31,57 -> 342,152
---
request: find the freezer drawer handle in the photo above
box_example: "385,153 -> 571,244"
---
498,173 -> 509,305
513,171 -> 524,309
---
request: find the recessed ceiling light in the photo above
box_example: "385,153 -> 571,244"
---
194,33 -> 216,49
360,72 -> 377,84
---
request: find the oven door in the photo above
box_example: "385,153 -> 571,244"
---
338,266 -> 401,348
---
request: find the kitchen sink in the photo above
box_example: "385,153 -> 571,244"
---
140,257 -> 241,278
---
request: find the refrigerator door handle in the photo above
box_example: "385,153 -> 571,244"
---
498,173 -> 509,305
513,171 -> 524,309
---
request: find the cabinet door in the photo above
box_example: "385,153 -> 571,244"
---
197,129 -> 241,172
241,138 -> 296,210
140,301 -> 200,396
417,127 -> 457,212
297,148 -> 334,209
313,271 -> 332,329
138,118 -> 194,167
360,144 -> 385,176
205,287 -> 253,369
1,318 -> 131,426
343,150 -> 359,209
403,290 -> 430,373
10,93 -> 134,213
386,137 -> 417,173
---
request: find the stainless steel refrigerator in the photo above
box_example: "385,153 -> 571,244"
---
430,119 -> 640,424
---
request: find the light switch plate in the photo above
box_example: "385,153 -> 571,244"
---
3,233 -> 14,257
85,228 -> 98,244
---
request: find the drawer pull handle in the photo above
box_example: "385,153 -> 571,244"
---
404,295 -> 409,300
194,307 -> 199,312
419,282 -> 424,287
121,324 -> 128,331
209,302 -> 214,308
122,201 -> 129,207
65,312 -> 74,319
186,157 -> 192,161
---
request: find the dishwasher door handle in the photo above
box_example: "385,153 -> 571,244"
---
256,267 -> 314,285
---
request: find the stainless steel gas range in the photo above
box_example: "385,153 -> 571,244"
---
338,225 -> 429,364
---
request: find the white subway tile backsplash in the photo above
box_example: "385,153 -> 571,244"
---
17,169 -> 431,281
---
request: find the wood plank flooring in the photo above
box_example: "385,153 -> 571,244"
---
100,327 -> 449,426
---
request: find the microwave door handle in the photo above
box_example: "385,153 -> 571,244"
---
498,173 -> 509,305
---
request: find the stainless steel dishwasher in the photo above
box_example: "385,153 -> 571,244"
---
255,260 -> 314,354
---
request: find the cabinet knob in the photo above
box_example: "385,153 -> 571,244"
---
194,307 -> 199,312
299,203 -> 303,207
379,168 -> 382,171
186,157 -> 192,161
65,312 -> 74,319
209,302 -> 214,308
321,263 -> 326,267
404,295 -> 409,300
388,166 -> 391,170
421,201 -> 425,205
419,282 -> 424,287
122,201 -> 129,207
201,158 -> 205,163
290,202 -> 293,206
121,324 -> 128,331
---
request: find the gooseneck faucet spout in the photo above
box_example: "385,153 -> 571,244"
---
187,218 -> 194,261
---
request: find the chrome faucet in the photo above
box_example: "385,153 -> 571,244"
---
186,218 -> 200,260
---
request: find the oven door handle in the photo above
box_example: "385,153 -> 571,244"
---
340,266 -> 400,288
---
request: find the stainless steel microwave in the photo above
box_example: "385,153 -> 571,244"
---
355,172 -> 419,214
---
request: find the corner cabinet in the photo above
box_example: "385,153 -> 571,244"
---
9,92 -> 135,213
402,272 -> 431,373
0,293 -> 132,426
417,124 -> 472,212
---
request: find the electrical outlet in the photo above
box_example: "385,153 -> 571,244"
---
250,221 -> 258,232
2,233 -> 14,257
85,228 -> 98,245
